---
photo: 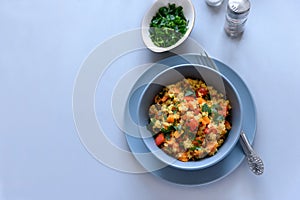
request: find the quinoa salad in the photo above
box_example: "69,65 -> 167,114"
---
148,78 -> 232,162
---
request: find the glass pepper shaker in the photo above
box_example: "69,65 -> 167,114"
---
224,0 -> 251,37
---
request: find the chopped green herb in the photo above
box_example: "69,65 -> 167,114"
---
202,103 -> 211,114
161,125 -> 176,134
149,3 -> 189,47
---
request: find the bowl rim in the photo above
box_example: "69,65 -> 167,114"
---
137,64 -> 243,170
141,0 -> 195,53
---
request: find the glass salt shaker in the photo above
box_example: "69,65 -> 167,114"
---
224,0 -> 251,37
205,0 -> 224,7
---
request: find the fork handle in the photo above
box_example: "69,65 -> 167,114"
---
239,131 -> 254,155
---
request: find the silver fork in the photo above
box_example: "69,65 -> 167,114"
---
201,53 -> 264,175
194,51 -> 218,70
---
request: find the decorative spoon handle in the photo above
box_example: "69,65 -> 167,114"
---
240,131 -> 264,175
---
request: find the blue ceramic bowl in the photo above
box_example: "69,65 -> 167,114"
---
137,64 -> 243,170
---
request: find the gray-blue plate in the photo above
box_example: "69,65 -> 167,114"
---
125,54 -> 256,186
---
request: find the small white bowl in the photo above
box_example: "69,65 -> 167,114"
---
142,0 -> 195,53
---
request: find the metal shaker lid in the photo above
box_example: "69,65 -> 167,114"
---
228,0 -> 251,14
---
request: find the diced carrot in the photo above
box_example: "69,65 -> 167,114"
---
197,97 -> 206,104
178,152 -> 188,162
161,95 -> 168,102
201,116 -> 210,125
195,136 -> 202,141
155,133 -> 165,146
167,115 -> 175,123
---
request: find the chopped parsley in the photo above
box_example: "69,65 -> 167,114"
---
202,103 -> 211,114
149,3 -> 189,47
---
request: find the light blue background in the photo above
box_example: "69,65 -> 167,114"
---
1,0 -> 300,199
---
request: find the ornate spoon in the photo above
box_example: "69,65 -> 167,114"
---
240,131 -> 264,175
